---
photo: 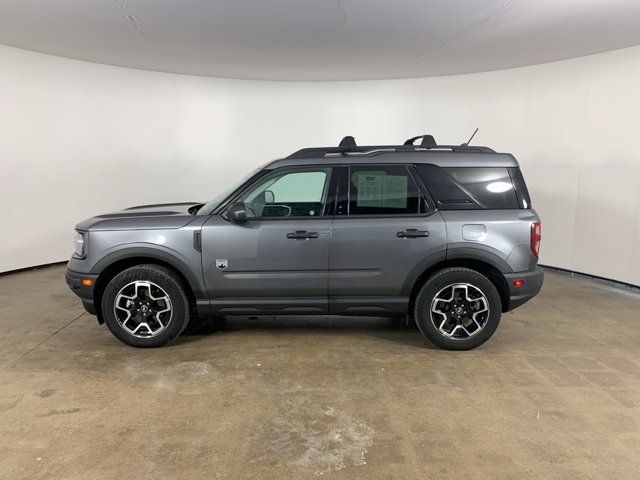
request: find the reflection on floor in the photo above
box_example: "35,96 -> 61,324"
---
0,266 -> 639,479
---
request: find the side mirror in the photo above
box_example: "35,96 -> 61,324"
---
226,202 -> 247,223
264,190 -> 275,204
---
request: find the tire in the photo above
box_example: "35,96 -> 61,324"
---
413,267 -> 502,350
101,264 -> 191,347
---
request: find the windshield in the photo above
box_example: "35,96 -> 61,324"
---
197,168 -> 262,215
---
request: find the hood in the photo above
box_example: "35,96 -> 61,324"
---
75,202 -> 204,231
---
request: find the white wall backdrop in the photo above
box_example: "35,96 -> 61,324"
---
1,44 -> 639,284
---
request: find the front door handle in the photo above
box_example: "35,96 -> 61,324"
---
287,230 -> 319,240
397,229 -> 429,238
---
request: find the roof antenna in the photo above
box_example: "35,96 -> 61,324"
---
462,128 -> 478,146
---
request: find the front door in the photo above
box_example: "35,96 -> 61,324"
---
201,167 -> 335,314
328,164 -> 447,315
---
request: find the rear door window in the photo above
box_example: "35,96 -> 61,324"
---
348,165 -> 421,215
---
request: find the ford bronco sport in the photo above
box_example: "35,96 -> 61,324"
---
66,135 -> 543,350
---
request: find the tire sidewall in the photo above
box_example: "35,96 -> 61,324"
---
414,268 -> 502,350
101,265 -> 189,347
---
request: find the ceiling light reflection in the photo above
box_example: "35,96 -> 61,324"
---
486,181 -> 513,193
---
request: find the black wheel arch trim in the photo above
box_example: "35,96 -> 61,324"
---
400,244 -> 513,305
90,246 -> 207,301
445,244 -> 513,274
400,248 -> 448,297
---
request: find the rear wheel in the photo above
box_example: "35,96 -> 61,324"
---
101,265 -> 191,347
414,268 -> 502,350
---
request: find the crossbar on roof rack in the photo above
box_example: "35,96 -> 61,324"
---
404,135 -> 437,147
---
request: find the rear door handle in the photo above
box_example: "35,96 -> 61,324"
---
287,230 -> 319,240
397,229 -> 429,238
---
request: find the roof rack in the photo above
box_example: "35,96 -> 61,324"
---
286,135 -> 495,159
404,134 -> 437,147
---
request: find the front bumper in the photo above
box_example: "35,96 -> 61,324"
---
504,266 -> 544,311
65,269 -> 99,315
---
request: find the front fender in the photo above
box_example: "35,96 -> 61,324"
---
91,244 -> 206,300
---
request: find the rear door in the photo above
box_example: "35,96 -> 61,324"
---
201,166 -> 336,314
328,164 -> 447,315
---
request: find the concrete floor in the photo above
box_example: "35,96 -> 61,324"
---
0,266 -> 639,479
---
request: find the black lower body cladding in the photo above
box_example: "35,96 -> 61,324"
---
65,269 -> 99,315
504,266 -> 544,311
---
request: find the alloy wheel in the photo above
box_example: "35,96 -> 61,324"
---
429,283 -> 490,340
113,281 -> 173,338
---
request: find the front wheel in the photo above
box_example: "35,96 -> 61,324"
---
413,268 -> 502,350
101,265 -> 191,347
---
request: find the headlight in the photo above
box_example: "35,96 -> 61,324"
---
73,231 -> 86,257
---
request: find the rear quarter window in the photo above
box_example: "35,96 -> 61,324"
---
415,165 -> 524,210
443,167 -> 519,209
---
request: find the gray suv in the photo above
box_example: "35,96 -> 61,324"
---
66,135 -> 543,350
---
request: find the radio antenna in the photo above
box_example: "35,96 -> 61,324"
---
462,128 -> 479,146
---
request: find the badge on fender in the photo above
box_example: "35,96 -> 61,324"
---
216,259 -> 228,270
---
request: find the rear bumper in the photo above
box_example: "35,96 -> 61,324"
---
65,269 -> 99,315
504,266 -> 544,311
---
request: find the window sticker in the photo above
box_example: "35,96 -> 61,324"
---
382,175 -> 408,208
356,173 -> 408,208
356,174 -> 384,207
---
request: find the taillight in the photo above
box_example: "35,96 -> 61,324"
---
530,222 -> 541,258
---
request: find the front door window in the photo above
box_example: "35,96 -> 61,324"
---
241,168 -> 331,218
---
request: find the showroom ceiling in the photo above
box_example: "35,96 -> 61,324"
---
1,0 -> 639,80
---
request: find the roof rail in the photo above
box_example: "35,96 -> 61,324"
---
286,135 -> 495,159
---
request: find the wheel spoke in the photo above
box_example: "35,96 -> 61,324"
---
473,297 -> 488,313
433,305 -> 448,316
121,315 -> 137,335
115,304 -> 130,314
132,322 -> 152,335
471,313 -> 483,331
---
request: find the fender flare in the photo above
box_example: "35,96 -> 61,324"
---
445,244 -> 513,274
399,248 -> 447,297
91,245 -> 207,300
399,244 -> 512,297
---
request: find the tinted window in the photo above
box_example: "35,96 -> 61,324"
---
508,167 -> 532,209
415,165 -> 520,210
241,168 -> 331,218
348,165 -> 420,215
443,167 -> 519,209
415,164 -> 480,210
